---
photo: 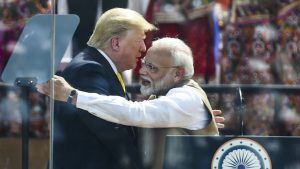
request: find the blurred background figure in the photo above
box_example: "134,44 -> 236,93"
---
0,89 -> 22,136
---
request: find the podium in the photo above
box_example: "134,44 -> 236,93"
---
163,136 -> 300,169
1,14 -> 79,169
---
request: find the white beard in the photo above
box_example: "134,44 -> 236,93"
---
140,84 -> 153,96
140,74 -> 174,97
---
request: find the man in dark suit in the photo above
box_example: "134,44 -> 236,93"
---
53,8 -> 157,169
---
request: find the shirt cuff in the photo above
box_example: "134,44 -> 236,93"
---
76,90 -> 97,108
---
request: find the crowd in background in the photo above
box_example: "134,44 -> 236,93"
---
0,0 -> 51,75
0,87 -> 49,137
217,0 -> 300,135
0,0 -> 51,137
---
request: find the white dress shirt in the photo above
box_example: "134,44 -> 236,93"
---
76,87 -> 210,130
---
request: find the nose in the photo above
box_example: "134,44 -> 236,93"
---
140,41 -> 146,52
139,64 -> 147,76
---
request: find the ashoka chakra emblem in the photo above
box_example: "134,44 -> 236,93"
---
211,138 -> 272,169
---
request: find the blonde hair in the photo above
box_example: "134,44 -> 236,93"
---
87,8 -> 157,49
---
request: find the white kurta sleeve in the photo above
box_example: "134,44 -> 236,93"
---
76,88 -> 210,130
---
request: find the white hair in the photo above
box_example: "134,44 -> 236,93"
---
151,37 -> 194,79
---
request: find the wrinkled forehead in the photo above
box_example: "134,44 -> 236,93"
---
145,46 -> 172,60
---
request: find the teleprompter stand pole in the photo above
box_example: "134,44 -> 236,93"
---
15,77 -> 37,169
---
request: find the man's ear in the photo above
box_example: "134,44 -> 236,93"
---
111,37 -> 120,51
174,67 -> 184,81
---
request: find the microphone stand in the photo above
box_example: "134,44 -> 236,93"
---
235,87 -> 245,135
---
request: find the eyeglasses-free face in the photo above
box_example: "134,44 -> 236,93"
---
141,58 -> 179,73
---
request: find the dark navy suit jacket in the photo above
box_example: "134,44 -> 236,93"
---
53,46 -> 142,169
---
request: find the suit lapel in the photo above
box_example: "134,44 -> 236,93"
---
84,46 -> 128,98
